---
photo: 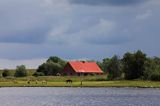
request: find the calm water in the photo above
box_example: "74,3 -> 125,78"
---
0,87 -> 160,106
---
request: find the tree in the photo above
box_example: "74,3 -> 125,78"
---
36,62 -> 63,76
14,65 -> 27,77
47,56 -> 60,63
45,61 -> 62,75
103,55 -> 122,80
122,50 -> 147,80
47,56 -> 66,67
2,69 -> 11,77
96,61 -> 104,72
35,56 -> 66,76
102,58 -> 111,73
143,57 -> 154,80
144,57 -> 160,80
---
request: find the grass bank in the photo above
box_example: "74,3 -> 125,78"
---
0,76 -> 160,88
0,81 -> 160,88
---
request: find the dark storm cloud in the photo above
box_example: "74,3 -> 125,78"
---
0,0 -> 160,63
86,35 -> 132,45
0,25 -> 52,44
69,0 -> 148,6
0,28 -> 48,44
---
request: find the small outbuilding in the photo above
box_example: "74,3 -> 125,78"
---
62,61 -> 103,76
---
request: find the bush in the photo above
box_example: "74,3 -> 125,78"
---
151,74 -> 160,81
2,69 -> 11,77
95,78 -> 107,81
33,72 -> 45,77
14,65 -> 27,77
150,69 -> 160,81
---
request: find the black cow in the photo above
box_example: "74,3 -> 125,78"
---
66,79 -> 72,83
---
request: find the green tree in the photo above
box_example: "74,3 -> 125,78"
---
14,65 -> 27,77
47,56 -> 66,67
143,57 -> 154,80
122,50 -> 147,80
36,56 -> 66,76
96,61 -> 104,72
103,55 -> 122,80
144,57 -> 160,80
37,62 -> 63,76
102,58 -> 111,73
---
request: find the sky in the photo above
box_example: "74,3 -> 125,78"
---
0,0 -> 160,69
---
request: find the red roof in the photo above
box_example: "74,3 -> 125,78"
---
68,61 -> 103,73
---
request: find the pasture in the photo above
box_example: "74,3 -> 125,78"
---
0,75 -> 160,88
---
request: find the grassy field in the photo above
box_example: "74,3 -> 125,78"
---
1,81 -> 160,88
0,75 -> 160,88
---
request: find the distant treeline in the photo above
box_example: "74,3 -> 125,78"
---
97,50 -> 160,81
0,50 -> 160,81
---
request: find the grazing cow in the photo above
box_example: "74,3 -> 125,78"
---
66,79 -> 72,83
13,80 -> 18,84
27,80 -> 30,84
42,80 -> 47,84
35,80 -> 38,84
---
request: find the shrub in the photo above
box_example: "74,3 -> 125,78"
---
95,78 -> 107,81
33,72 -> 45,77
151,74 -> 160,81
14,65 -> 27,77
2,69 -> 11,77
150,69 -> 160,81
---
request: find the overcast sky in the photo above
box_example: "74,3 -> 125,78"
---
0,0 -> 160,69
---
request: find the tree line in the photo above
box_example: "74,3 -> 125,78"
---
97,50 -> 160,81
1,50 -> 160,81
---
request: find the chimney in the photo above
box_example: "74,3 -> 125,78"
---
82,61 -> 85,63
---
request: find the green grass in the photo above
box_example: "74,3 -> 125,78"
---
0,75 -> 160,88
0,81 -> 160,88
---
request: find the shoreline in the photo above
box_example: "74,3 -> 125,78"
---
0,85 -> 160,88
0,80 -> 160,88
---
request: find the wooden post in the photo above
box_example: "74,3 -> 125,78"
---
80,72 -> 83,85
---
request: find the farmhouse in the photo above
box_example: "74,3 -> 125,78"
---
62,61 -> 103,76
